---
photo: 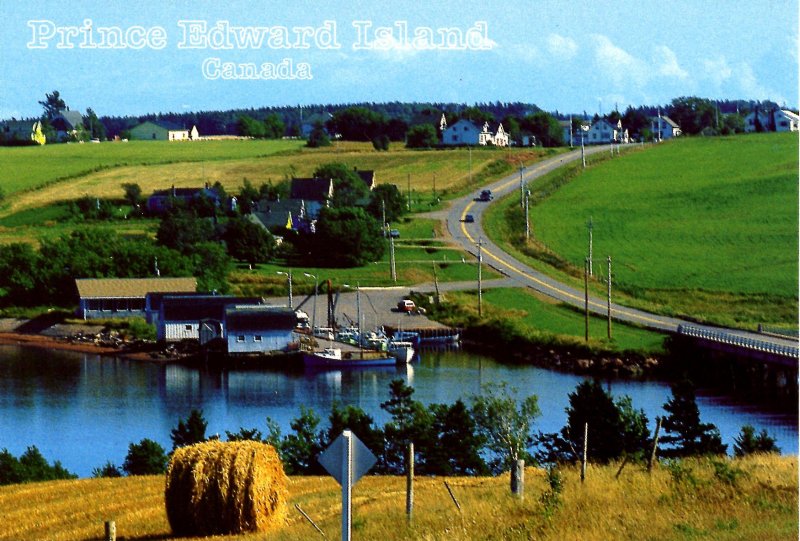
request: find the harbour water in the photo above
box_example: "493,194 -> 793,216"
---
0,345 -> 796,478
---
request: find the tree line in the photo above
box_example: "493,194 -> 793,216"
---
61,377 -> 781,482
5,91 -> 779,146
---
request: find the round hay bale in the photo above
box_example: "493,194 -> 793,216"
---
165,440 -> 288,537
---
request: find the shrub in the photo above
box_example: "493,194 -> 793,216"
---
123,438 -> 168,476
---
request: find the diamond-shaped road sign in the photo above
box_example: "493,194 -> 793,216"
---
318,430 -> 376,486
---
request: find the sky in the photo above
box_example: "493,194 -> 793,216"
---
1,0 -> 797,119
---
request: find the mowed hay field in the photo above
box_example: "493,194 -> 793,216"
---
490,134 -> 798,328
0,140 -> 552,219
0,455 -> 795,540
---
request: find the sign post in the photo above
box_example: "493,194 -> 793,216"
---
318,430 -> 377,541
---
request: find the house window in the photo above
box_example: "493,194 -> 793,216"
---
254,335 -> 262,342
185,324 -> 192,331
237,335 -> 245,342
780,121 -> 788,127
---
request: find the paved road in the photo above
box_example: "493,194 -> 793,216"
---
439,145 -> 798,349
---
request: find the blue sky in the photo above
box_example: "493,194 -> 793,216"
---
1,0 -> 797,118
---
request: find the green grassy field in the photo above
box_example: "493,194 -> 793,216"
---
0,141 -> 554,219
485,134 -> 798,329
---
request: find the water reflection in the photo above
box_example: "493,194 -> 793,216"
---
0,345 -> 795,478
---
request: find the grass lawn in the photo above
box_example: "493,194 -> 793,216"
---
484,134 -> 798,329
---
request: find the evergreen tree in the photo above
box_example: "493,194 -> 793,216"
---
733,425 -> 780,457
123,439 -> 168,475
660,380 -> 727,457
170,409 -> 208,450
427,400 -> 488,476
281,406 -> 326,475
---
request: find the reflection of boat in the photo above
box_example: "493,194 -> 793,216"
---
302,348 -> 397,369
422,331 -> 460,346
387,340 -> 415,364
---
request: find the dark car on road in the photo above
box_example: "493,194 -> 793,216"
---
463,214 -> 475,223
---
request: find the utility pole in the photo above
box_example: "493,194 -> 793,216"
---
389,227 -> 397,282
519,163 -> 525,208
524,189 -> 531,240
587,217 -> 593,276
584,257 -> 590,342
432,174 -> 436,201
477,238 -> 484,318
381,198 -> 386,235
277,270 -> 293,309
407,173 -> 411,211
581,134 -> 586,168
569,114 -> 574,148
607,256 -> 612,340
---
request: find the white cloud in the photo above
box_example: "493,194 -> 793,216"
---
590,34 -> 648,88
654,45 -> 688,79
546,33 -> 578,60
506,43 -> 543,64
701,55 -> 732,87
736,62 -> 776,101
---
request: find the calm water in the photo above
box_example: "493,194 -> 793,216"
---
0,345 -> 796,477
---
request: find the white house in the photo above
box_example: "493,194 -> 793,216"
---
442,118 -> 482,145
743,110 -> 772,133
652,115 -> 682,140
587,118 -> 629,144
773,110 -> 799,132
442,118 -> 509,146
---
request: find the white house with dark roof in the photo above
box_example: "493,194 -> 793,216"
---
0,119 -> 46,145
129,120 -> 199,141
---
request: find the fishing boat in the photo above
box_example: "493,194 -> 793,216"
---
302,347 -> 397,369
387,340 -> 415,364
391,330 -> 421,349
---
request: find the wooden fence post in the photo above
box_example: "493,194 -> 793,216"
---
581,422 -> 588,484
648,417 -> 662,473
104,521 -> 116,541
444,481 -> 462,512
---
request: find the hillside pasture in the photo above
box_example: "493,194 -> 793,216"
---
0,141 -> 554,219
486,134 -> 798,328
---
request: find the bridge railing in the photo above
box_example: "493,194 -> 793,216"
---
677,324 -> 799,359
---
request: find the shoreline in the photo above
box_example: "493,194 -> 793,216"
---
0,332 -> 163,362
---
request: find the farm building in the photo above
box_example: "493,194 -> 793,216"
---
154,295 -> 263,342
51,110 -> 84,141
75,277 -> 197,320
225,305 -> 298,354
129,120 -> 199,141
0,119 -> 46,145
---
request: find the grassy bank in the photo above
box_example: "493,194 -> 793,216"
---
416,288 -> 666,374
484,135 -> 798,329
0,454 -> 794,540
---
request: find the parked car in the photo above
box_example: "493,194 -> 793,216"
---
397,299 -> 416,312
463,214 -> 475,223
